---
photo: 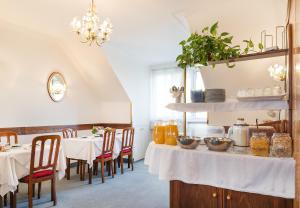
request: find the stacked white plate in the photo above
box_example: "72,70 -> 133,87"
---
205,89 -> 226,102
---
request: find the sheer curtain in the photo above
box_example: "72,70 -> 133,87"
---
150,65 -> 207,133
150,67 -> 182,121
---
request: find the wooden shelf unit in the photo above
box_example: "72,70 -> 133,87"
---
167,100 -> 288,113
208,49 -> 288,65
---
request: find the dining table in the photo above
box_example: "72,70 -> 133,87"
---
61,132 -> 123,184
0,144 -> 66,198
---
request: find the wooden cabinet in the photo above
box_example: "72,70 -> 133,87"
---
170,181 -> 293,208
170,180 -> 221,208
223,189 -> 293,208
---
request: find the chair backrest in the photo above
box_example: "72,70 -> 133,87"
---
62,128 -> 78,138
102,128 -> 116,156
29,135 -> 61,175
0,132 -> 18,145
121,127 -> 134,150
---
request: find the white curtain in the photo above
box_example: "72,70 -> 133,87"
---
150,65 -> 207,132
150,67 -> 182,122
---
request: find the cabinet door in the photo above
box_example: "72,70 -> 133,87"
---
224,189 -> 293,208
170,181 -> 221,208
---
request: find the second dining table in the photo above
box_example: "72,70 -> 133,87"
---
62,132 -> 123,184
0,144 -> 66,198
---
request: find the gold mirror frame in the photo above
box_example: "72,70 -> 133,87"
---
47,72 -> 67,102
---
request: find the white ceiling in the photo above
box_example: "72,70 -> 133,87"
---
0,0 -> 288,68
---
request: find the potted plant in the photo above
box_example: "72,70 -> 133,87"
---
176,22 -> 263,69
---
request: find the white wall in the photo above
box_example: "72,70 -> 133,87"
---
0,21 -> 131,133
183,0 -> 288,126
103,48 -> 151,161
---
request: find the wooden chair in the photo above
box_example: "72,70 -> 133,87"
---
62,128 -> 77,138
0,132 -> 18,145
62,129 -> 82,180
93,128 -> 116,183
0,132 -> 18,208
116,127 -> 134,174
19,135 -> 61,208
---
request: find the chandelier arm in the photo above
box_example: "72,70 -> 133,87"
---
79,38 -> 90,44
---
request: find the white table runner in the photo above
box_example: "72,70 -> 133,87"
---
62,134 -> 122,166
0,145 -> 66,197
145,142 -> 295,199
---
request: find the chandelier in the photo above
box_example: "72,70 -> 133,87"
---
71,0 -> 113,46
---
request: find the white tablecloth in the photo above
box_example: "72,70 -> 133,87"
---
0,145 -> 66,197
145,142 -> 295,199
62,134 -> 122,166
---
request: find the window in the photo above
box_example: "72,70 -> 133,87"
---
150,64 -> 207,133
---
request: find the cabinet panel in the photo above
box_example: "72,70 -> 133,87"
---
224,189 -> 293,208
170,181 -> 221,208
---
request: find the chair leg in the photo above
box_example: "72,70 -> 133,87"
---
117,156 -> 120,168
3,195 -> 7,206
93,162 -> 98,176
66,158 -> 71,180
9,191 -> 16,208
111,160 -> 114,178
76,161 -> 80,174
32,184 -> 35,198
0,196 -> 3,208
88,164 -> 92,184
38,182 -> 42,199
113,159 -> 117,174
28,183 -> 33,208
51,178 -> 57,206
79,161 -> 84,181
120,156 -> 124,174
128,155 -> 131,169
100,160 -> 105,183
131,155 -> 134,171
82,161 -> 86,181
107,161 -> 111,176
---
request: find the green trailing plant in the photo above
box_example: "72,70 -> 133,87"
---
176,22 -> 264,69
243,39 -> 264,54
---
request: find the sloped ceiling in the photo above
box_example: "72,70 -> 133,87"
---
0,0 -> 289,100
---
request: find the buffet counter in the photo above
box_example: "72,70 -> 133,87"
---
144,142 -> 295,199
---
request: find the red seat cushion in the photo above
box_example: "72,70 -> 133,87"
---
122,147 -> 132,154
96,152 -> 112,159
20,170 -> 54,183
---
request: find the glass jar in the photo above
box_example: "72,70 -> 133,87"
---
164,120 -> 178,146
270,133 -> 292,157
152,121 -> 165,144
250,132 -> 270,157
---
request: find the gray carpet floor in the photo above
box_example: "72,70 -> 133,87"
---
14,160 -> 168,208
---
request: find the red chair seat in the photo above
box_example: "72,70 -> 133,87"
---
122,147 -> 132,154
96,152 -> 112,159
20,170 -> 54,183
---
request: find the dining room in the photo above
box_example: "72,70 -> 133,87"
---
1,0 -> 300,208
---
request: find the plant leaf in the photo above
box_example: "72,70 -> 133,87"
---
249,39 -> 254,48
258,42 -> 264,51
210,22 -> 218,36
202,26 -> 209,33
221,32 -> 229,36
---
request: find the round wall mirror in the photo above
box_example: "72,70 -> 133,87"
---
47,72 -> 67,102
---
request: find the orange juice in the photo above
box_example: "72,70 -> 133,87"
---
164,121 -> 178,146
153,121 -> 165,144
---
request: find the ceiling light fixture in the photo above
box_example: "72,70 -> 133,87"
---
71,0 -> 113,46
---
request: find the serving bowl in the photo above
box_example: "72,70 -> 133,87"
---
177,136 -> 200,149
204,137 -> 233,152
